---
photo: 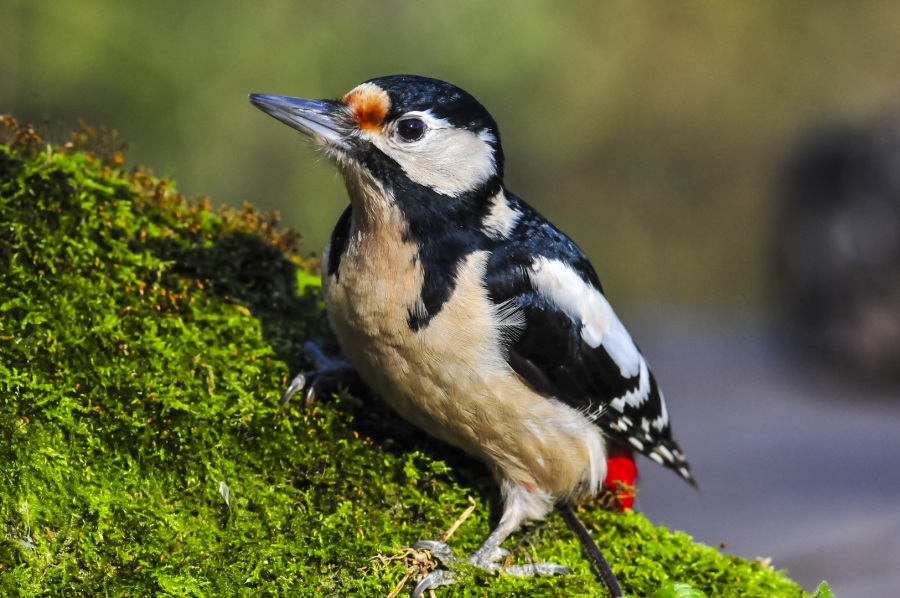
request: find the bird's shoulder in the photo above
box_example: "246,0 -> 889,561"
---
483,193 -> 693,482
484,194 -> 603,296
483,192 -> 632,405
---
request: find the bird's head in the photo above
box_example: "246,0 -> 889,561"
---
250,76 -> 505,207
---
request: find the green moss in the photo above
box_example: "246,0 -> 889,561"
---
0,119 -> 827,597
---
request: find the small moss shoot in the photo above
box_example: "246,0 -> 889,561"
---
0,117 -> 829,597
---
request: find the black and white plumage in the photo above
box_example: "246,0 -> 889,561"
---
485,194 -> 692,480
250,75 -> 693,596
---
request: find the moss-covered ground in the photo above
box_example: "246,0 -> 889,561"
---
0,118 -> 832,597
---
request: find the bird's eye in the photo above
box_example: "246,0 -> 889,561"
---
396,117 -> 426,142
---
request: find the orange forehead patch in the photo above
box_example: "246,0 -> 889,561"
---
341,83 -> 390,132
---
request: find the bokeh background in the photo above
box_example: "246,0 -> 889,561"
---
4,2 -> 900,596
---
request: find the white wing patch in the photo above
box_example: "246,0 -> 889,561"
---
482,192 -> 521,239
529,256 -> 641,378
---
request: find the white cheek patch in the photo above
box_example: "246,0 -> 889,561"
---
366,115 -> 497,197
529,256 -> 641,378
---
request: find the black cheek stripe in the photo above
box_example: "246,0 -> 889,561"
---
327,204 -> 353,279
347,137 -> 502,331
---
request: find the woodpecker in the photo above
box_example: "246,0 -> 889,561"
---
250,75 -> 693,596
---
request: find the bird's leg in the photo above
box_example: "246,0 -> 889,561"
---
464,526 -> 515,572
280,341 -> 361,405
410,484 -> 571,597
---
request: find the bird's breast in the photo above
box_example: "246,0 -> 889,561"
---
323,216 -> 509,416
321,204 -> 606,500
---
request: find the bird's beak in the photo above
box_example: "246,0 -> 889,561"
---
249,94 -> 346,146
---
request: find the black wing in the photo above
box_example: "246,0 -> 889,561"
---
485,194 -> 693,483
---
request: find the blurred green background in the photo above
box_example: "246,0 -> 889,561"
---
4,1 -> 900,307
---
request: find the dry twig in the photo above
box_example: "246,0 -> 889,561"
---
383,497 -> 478,598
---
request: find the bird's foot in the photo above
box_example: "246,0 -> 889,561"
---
280,342 -> 359,405
410,569 -> 457,598
411,541 -> 459,598
469,544 -> 571,577
410,539 -> 571,597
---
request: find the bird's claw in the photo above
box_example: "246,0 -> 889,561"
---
410,569 -> 458,598
279,342 -> 359,405
280,372 -> 310,405
409,541 -> 459,598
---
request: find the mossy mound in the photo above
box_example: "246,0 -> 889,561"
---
0,118 -> 829,597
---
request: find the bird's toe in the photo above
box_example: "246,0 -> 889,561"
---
410,569 -> 458,598
503,561 -> 572,577
278,343 -> 360,405
280,372 -> 308,405
412,540 -> 458,566
465,546 -> 511,572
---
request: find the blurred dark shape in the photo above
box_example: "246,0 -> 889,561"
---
775,120 -> 900,383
